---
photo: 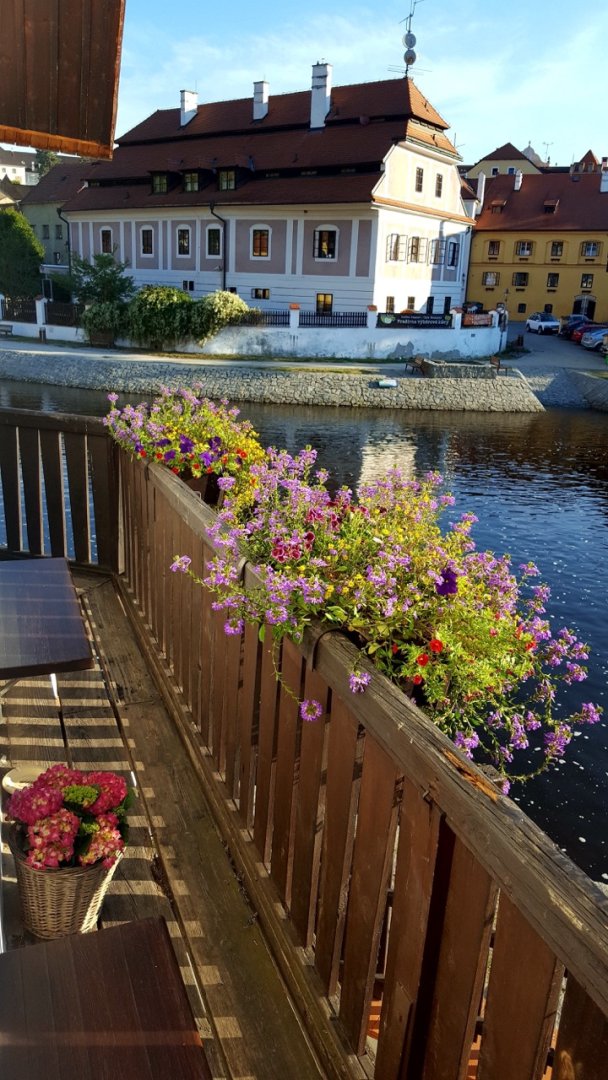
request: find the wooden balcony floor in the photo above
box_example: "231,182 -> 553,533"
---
0,569 -> 324,1080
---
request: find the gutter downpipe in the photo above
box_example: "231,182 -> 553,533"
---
56,207 -> 72,277
209,202 -> 227,291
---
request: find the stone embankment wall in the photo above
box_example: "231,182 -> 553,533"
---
568,371 -> 608,412
0,350 -> 543,413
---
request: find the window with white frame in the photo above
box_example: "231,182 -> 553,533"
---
415,167 -> 423,193
406,295 -> 416,310
183,172 -> 199,192
550,241 -> 563,257
316,293 -> 333,314
385,296 -> 395,312
177,227 -> 191,256
446,241 -> 460,267
140,228 -> 153,256
386,233 -> 406,261
251,226 -> 270,259
429,239 -> 445,264
206,226 -> 222,258
409,236 -> 427,263
435,174 -> 443,198
313,227 -> 338,260
251,288 -> 270,300
580,241 -> 600,257
547,272 -> 559,288
581,273 -> 594,290
482,271 -> 500,286
515,240 -> 533,257
488,240 -> 501,256
101,228 -> 112,254
512,272 -> 529,287
152,173 -> 168,194
218,169 -> 235,191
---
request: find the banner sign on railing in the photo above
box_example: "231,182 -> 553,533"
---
377,313 -> 452,330
462,314 -> 493,327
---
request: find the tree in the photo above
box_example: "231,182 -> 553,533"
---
69,252 -> 135,304
0,208 -> 44,297
35,149 -> 59,177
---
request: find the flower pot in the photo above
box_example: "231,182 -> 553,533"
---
181,470 -> 224,508
8,826 -> 122,939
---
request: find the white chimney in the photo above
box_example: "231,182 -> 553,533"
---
180,89 -> 198,127
310,61 -> 332,129
601,157 -> 608,193
476,171 -> 486,214
253,80 -> 269,121
514,170 -> 523,191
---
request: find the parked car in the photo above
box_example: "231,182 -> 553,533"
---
572,322 -> 606,343
525,312 -> 560,334
581,327 -> 608,350
560,314 -> 590,338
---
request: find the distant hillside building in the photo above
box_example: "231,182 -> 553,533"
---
20,162 -> 87,293
467,153 -> 608,322
61,67 -> 475,316
0,147 -> 40,185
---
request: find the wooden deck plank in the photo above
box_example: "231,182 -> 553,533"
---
87,576 -> 324,1080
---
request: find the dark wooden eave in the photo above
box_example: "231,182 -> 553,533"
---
0,0 -> 125,159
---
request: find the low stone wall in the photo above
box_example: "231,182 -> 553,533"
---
421,359 -> 496,379
0,350 -> 543,412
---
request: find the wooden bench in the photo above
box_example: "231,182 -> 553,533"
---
403,355 -> 425,375
0,324 -> 13,337
490,354 -> 509,374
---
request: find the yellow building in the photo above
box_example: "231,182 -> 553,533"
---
465,141 -> 543,179
467,154 -> 608,323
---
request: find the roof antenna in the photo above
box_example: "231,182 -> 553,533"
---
389,1 -> 425,78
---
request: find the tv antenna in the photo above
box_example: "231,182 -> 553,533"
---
542,141 -> 554,163
396,0 -> 425,77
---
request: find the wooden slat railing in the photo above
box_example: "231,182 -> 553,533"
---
0,410 -> 119,570
117,453 -> 608,1080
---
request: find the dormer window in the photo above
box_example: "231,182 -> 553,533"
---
491,199 -> 506,213
544,199 -> 559,213
184,171 -> 199,192
218,169 -> 235,191
152,173 -> 168,194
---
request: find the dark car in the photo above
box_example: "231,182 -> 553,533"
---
560,314 -> 592,339
571,322 -> 607,344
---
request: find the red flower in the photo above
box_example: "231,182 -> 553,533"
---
171,467 -> 179,474
417,653 -> 429,666
237,449 -> 248,459
139,450 -> 146,458
429,638 -> 443,653
391,643 -> 399,655
413,674 -> 424,685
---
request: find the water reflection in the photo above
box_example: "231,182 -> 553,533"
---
2,382 -> 607,879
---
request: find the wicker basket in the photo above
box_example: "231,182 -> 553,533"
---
8,826 -> 122,939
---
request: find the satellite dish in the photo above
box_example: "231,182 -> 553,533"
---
402,31 -> 416,48
404,49 -> 417,66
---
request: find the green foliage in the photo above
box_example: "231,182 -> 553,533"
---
192,289 -> 252,343
0,208 -> 44,297
128,285 -> 195,349
35,150 -> 59,177
80,301 -> 130,339
69,252 -> 135,305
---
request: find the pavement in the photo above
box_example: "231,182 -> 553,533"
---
0,323 -> 606,408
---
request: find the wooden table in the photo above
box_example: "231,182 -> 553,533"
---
0,558 -> 93,680
0,917 -> 212,1078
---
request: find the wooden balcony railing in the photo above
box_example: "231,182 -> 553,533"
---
0,410 -> 119,571
1,408 -> 607,1078
118,453 -> 608,1080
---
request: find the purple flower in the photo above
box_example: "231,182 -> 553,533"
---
349,671 -> 371,694
299,699 -> 323,722
179,434 -> 195,454
170,555 -> 191,573
435,566 -> 458,597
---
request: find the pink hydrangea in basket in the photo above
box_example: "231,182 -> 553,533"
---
6,764 -> 132,938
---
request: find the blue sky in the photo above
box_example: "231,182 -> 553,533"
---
114,0 -> 608,167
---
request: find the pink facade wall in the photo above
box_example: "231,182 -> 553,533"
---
234,219 -> 287,274
301,220 -> 352,276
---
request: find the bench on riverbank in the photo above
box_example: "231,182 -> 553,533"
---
0,325 -> 13,338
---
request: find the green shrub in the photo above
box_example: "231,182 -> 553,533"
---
81,301 -> 130,339
192,290 -> 252,344
128,285 -> 194,349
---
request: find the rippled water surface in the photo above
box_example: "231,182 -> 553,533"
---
5,382 -> 608,879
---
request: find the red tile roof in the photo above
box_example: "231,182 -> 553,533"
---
474,173 -> 608,231
472,142 -> 527,163
117,77 -> 448,144
20,161 -> 89,205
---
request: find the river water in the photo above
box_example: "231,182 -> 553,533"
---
4,380 -> 608,880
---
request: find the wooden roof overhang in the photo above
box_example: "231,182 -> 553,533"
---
0,0 -> 125,159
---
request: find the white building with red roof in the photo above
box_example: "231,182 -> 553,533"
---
62,66 -> 475,316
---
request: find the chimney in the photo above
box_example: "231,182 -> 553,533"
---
310,61 -> 332,129
514,170 -> 523,191
180,89 -> 198,127
253,80 -> 269,121
601,158 -> 608,193
476,171 -> 486,213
